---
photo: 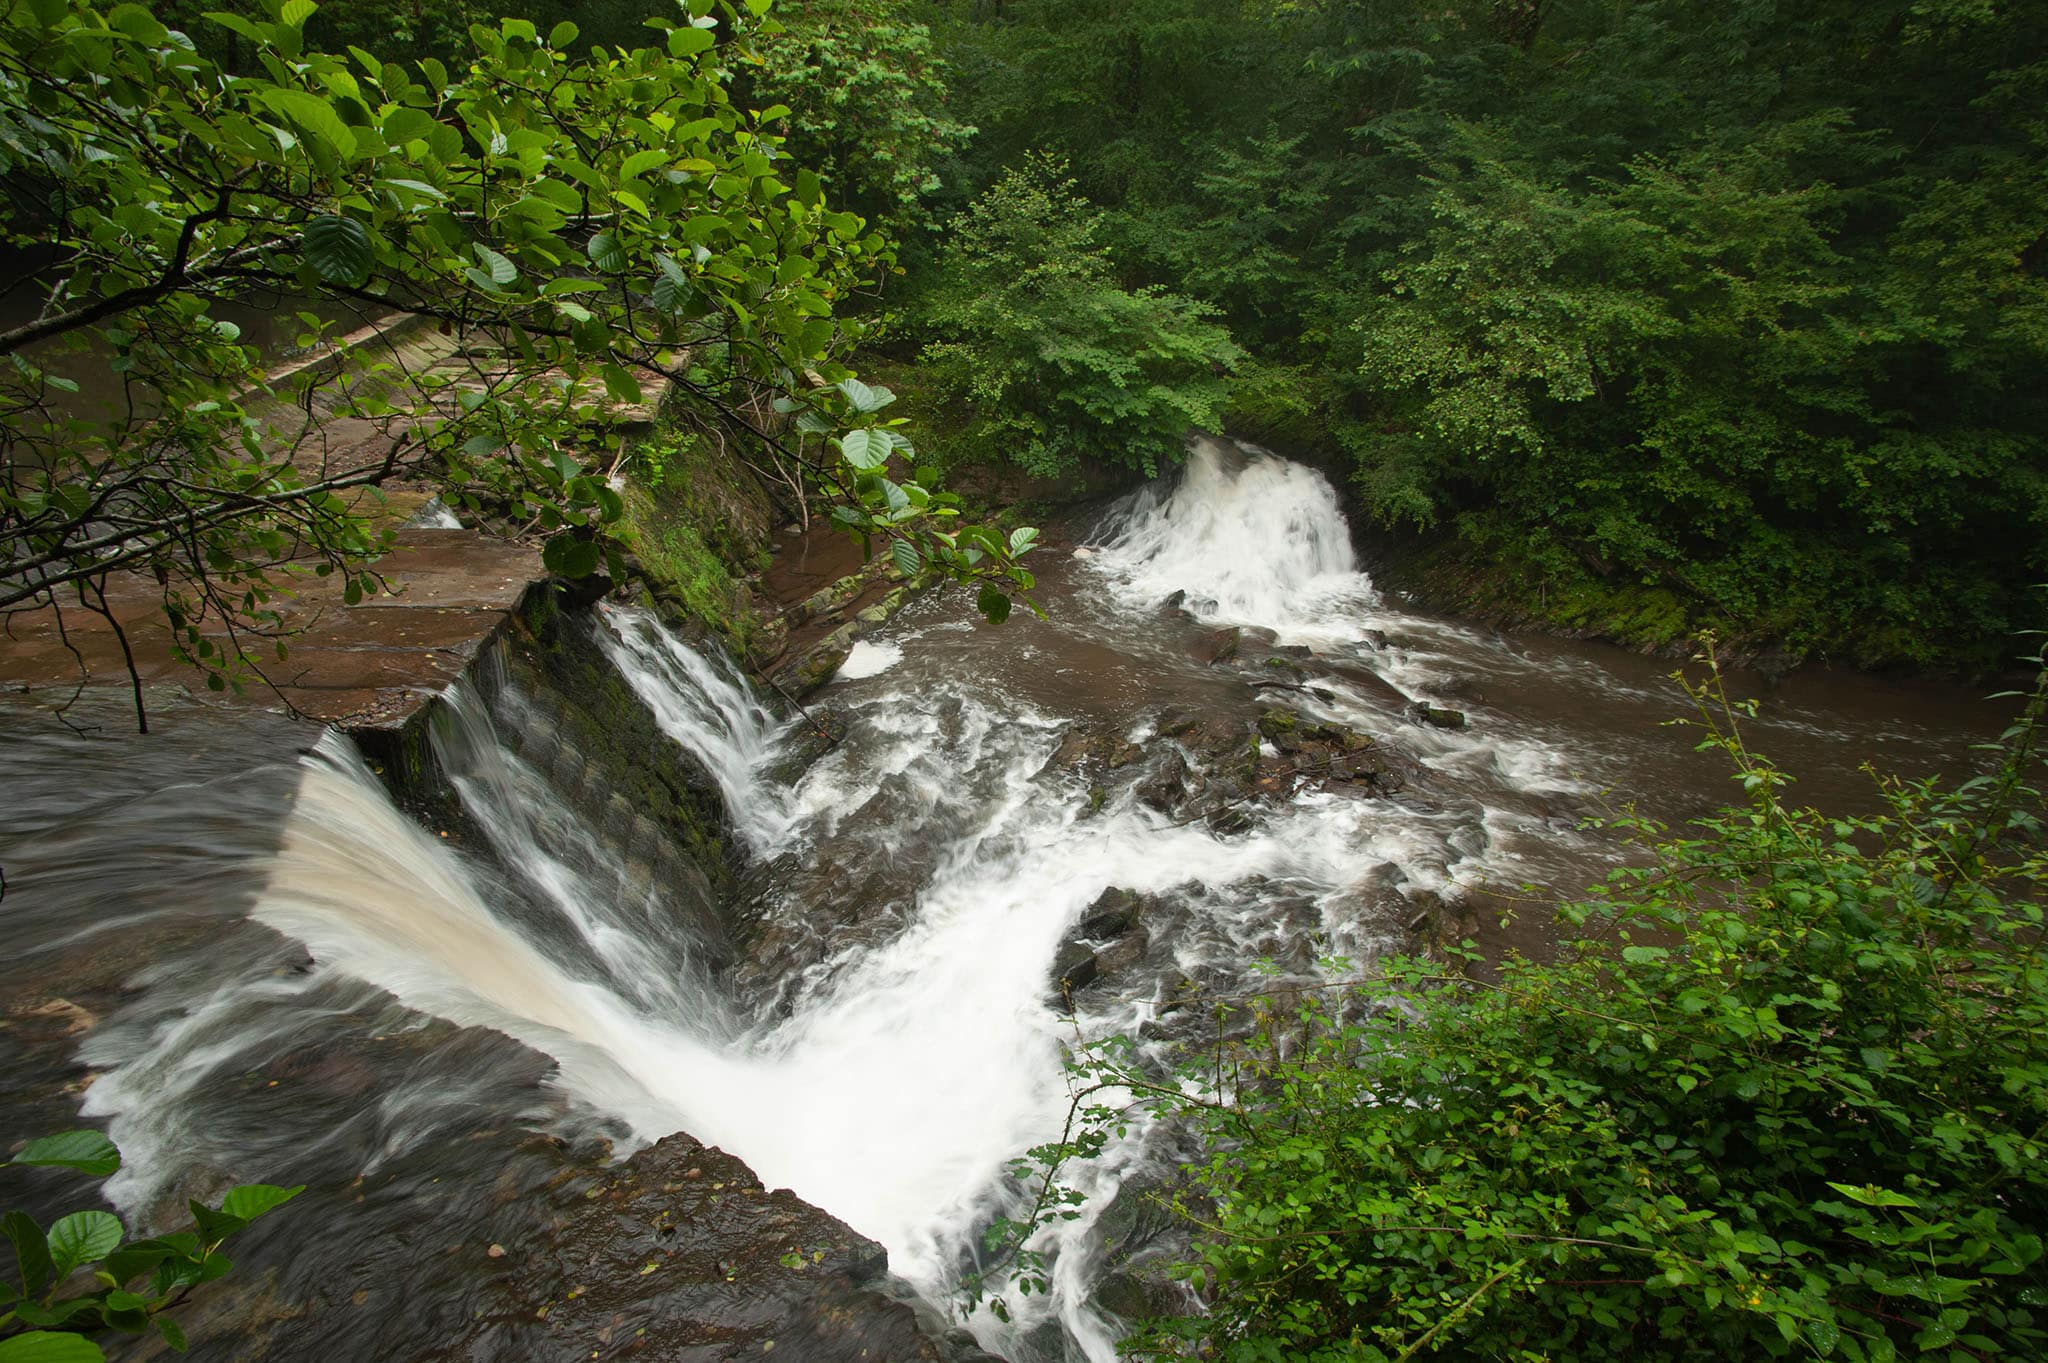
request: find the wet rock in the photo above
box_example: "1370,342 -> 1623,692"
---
792,573 -> 866,628
1133,749 -> 1190,813
12,997 -> 96,1038
1093,926 -> 1150,978
1051,941 -> 1098,1000
1188,626 -> 1241,665
1399,887 -> 1480,953
1429,673 -> 1487,704
1158,589 -> 1190,619
1078,887 -> 1146,939
448,1134 -> 946,1363
1296,657 -> 1413,710
1257,706 -> 1303,746
747,615 -> 790,667
761,708 -> 844,785
786,629 -> 855,699
1412,703 -> 1468,730
1257,654 -> 1308,683
1239,625 -> 1280,648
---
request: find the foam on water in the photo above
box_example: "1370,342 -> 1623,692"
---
837,639 -> 904,679
75,437 -> 1609,1362
1089,435 -> 1379,645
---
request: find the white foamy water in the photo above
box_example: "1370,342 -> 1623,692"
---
1089,435 -> 1380,645
837,638 -> 904,679
75,438 -> 1613,1363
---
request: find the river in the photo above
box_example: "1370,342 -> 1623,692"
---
0,438 -> 2014,1361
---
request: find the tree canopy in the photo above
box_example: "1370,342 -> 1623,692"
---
903,0 -> 2048,667
0,0 -> 1029,700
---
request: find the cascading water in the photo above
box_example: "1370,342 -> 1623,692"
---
1,438 -> 2007,1363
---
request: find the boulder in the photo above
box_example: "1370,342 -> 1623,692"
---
1078,887 -> 1146,939
1093,926 -> 1150,977
1051,940 -> 1098,999
1133,749 -> 1191,813
746,614 -> 790,667
786,638 -> 852,698
1188,626 -> 1241,665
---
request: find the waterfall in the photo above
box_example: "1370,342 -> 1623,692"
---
29,438 -> 1831,1363
1088,435 -> 1378,644
593,603 -> 796,853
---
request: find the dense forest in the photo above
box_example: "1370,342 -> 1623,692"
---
889,0 -> 2048,671
11,0 -> 2046,666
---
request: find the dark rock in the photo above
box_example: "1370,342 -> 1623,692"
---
1240,625 -> 1280,647
447,1133 -> 947,1363
551,571 -> 613,611
1257,654 -> 1308,683
1078,887 -> 1145,939
1188,626 -> 1241,665
1093,926 -> 1150,978
1133,749 -> 1190,813
1051,940 -> 1098,1000
1159,589 -> 1190,619
1412,703 -> 1468,730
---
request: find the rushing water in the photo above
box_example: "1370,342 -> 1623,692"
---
0,438 -> 2014,1361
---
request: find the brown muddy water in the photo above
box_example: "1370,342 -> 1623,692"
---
0,437 -> 2017,1363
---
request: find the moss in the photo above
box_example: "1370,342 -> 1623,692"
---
611,425 -> 782,653
1368,516 -> 1741,661
511,592 -> 740,902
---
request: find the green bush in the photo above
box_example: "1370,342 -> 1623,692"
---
912,153 -> 1242,481
1021,660 -> 2048,1360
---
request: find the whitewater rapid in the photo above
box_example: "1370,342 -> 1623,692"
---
64,439 -> 1649,1359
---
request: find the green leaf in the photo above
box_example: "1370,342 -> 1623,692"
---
890,540 -> 921,577
586,232 -> 629,273
185,1201 -> 245,1244
547,19 -> 578,47
667,26 -> 715,57
839,429 -> 890,471
218,1184 -> 302,1223
542,536 -> 602,579
202,11 -> 268,45
472,244 -> 518,286
254,89 -> 359,161
46,1211 -> 122,1281
1825,1182 -> 1919,1208
380,106 -> 435,146
279,0 -> 317,27
977,583 -> 1012,624
4,1211 -> 52,1299
622,148 -> 671,180
303,215 -> 373,287
11,1132 -> 119,1177
0,1333 -> 106,1363
836,377 -> 895,414
600,364 -> 643,405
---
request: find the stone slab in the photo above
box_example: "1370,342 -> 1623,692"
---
0,529 -> 542,729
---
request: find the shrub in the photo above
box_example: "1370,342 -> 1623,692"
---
1023,659 -> 2048,1360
